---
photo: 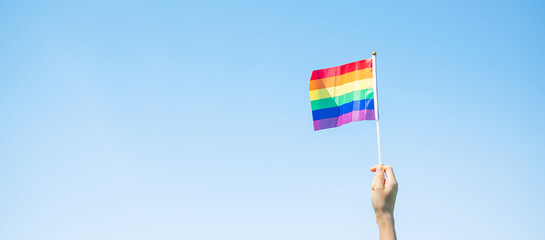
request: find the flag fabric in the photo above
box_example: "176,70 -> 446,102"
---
310,58 -> 377,131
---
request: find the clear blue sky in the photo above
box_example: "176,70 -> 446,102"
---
1,1 -> 544,239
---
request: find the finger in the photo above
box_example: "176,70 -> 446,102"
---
370,164 -> 381,172
381,165 -> 390,177
384,165 -> 397,186
372,164 -> 384,190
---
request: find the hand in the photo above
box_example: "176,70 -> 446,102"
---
371,164 -> 398,217
371,164 -> 398,240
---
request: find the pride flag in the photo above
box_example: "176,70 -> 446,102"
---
310,58 -> 378,131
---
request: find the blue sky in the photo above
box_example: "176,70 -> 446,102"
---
1,0 -> 544,239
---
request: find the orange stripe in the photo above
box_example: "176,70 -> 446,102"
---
309,68 -> 373,91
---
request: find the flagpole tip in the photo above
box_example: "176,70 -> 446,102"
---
372,51 -> 376,55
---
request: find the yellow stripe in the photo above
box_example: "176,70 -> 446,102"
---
310,78 -> 374,101
309,68 -> 373,90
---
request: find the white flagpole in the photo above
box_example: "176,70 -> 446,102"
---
372,51 -> 382,165
376,120 -> 382,165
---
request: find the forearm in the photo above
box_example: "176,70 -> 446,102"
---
376,213 -> 396,240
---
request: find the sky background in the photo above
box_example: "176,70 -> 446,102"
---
1,0 -> 545,239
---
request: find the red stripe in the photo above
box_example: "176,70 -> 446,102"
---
310,58 -> 373,80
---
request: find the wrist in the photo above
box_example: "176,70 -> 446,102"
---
375,212 -> 395,228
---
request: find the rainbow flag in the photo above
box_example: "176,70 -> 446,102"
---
310,58 -> 378,131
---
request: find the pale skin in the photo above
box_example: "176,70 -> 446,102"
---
371,164 -> 398,240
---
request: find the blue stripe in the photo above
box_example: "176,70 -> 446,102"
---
312,99 -> 374,121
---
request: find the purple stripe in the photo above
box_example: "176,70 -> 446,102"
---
313,109 -> 375,131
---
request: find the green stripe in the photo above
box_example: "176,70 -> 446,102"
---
311,89 -> 374,111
